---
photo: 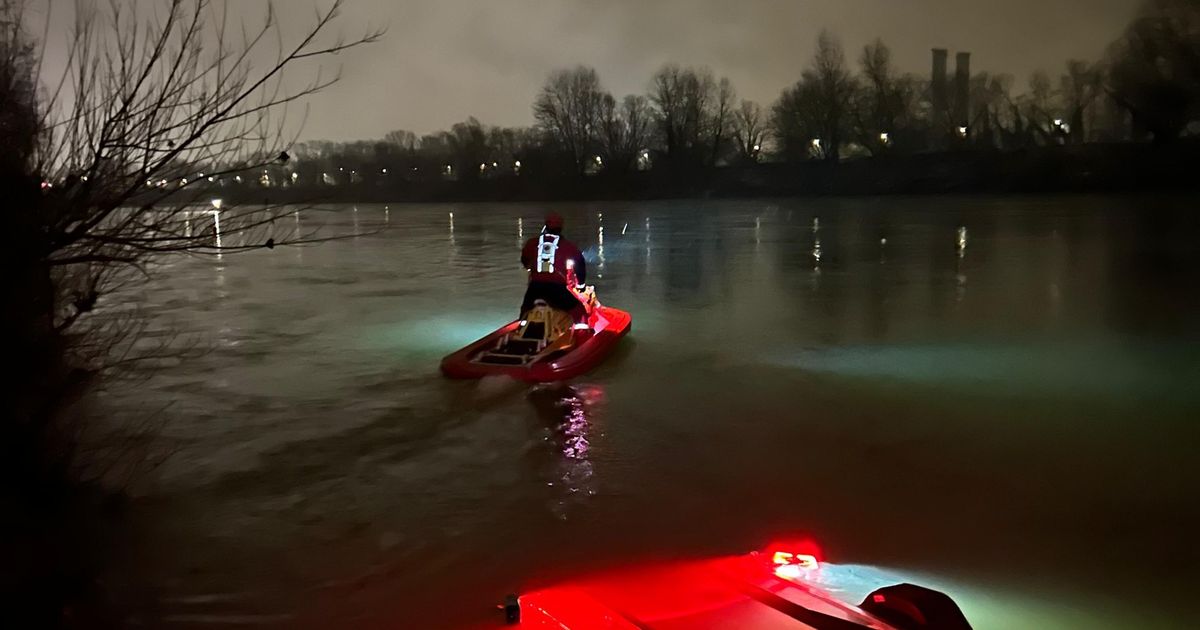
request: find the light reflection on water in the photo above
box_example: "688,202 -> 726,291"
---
104,198 -> 1200,629
529,385 -> 603,518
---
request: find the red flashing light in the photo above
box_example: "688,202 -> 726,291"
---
873,594 -> 887,604
765,539 -> 823,580
771,551 -> 819,569
764,538 -> 823,562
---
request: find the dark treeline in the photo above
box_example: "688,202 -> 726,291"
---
204,0 -> 1200,201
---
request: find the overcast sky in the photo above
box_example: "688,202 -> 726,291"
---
35,0 -> 1143,141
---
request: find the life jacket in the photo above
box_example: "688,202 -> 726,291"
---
525,232 -> 582,287
536,234 -> 560,274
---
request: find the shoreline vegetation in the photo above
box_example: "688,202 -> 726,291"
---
135,2 -> 1200,208
199,142 -> 1200,206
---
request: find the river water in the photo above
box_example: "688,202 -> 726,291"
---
101,196 -> 1200,629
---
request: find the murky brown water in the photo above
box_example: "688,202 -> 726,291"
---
102,196 -> 1200,628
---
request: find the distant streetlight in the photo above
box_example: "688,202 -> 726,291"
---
594,155 -> 603,164
210,201 -> 223,249
1053,118 -> 1063,127
753,144 -> 761,152
810,138 -> 822,149
492,161 -> 498,168
879,132 -> 891,145
479,163 -> 486,171
514,160 -> 521,168
381,167 -> 388,174
211,198 -> 223,210
957,126 -> 968,138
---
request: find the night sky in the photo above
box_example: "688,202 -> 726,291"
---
34,0 -> 1141,140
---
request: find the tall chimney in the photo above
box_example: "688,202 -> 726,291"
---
955,52 -> 971,128
931,48 -> 948,118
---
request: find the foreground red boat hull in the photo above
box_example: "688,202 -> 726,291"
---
440,306 -> 631,382
507,551 -> 972,630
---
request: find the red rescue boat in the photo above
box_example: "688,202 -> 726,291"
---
440,288 -> 631,382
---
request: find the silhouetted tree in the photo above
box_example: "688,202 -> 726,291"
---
385,129 -> 419,152
708,77 -> 737,165
4,1 -> 376,624
533,65 -> 606,174
1015,70 -> 1060,144
773,81 -> 820,162
6,0 -> 378,495
447,117 -> 493,179
599,94 -> 654,172
622,95 -> 656,157
1058,60 -> 1103,142
418,131 -> 455,176
0,2 -> 36,174
1106,0 -> 1200,142
732,100 -> 767,162
852,38 -> 914,154
488,126 -> 538,174
649,64 -> 716,166
772,31 -> 857,162
968,72 -> 1018,149
378,130 -> 419,178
